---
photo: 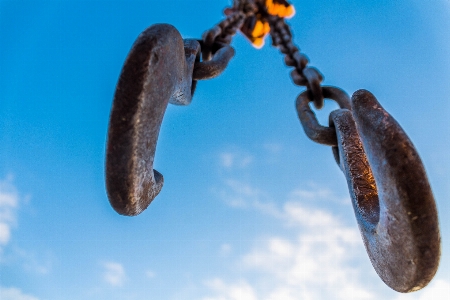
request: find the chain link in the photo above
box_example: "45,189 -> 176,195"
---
267,15 -> 325,109
193,3 -> 257,81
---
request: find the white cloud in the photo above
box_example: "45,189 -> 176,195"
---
205,181 -> 380,299
0,175 -> 20,250
219,152 -> 253,170
236,203 -> 371,300
395,279 -> 450,300
220,244 -> 232,256
263,143 -> 282,154
10,247 -> 52,275
210,142 -> 450,300
203,279 -> 258,300
223,179 -> 260,207
102,262 -> 126,287
145,270 -> 156,279
288,183 -> 349,206
0,287 -> 39,300
0,223 -> 11,245
218,180 -> 351,223
217,179 -> 279,216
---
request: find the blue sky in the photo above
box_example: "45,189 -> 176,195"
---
1,0 -> 449,299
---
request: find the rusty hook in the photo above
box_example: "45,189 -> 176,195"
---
106,24 -> 235,216
105,24 -> 200,216
329,90 -> 440,292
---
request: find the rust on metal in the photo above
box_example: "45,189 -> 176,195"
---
329,90 -> 440,292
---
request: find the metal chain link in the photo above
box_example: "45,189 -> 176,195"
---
267,15 -> 326,109
193,3 -> 257,81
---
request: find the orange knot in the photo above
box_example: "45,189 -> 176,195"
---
265,0 -> 295,19
238,0 -> 295,48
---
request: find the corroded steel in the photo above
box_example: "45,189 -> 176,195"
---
330,90 -> 440,292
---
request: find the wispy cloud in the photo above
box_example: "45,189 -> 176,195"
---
396,279 -> 450,300
0,286 -> 39,300
218,143 -> 285,171
205,180 -> 375,299
217,179 -> 349,222
249,207 -> 367,298
219,244 -> 232,257
0,175 -> 20,252
263,143 -> 282,154
237,205 -> 369,299
145,270 -> 156,279
216,179 -> 280,217
203,279 -> 258,300
219,151 -> 253,170
12,247 -> 53,275
207,176 -> 450,299
102,262 -> 126,287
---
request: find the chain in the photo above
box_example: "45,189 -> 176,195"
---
194,0 -> 349,146
264,13 -> 354,147
267,15 -> 325,109
193,3 -> 257,81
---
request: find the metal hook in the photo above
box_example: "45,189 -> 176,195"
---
105,24 -> 200,216
329,90 -> 440,292
106,24 -> 235,216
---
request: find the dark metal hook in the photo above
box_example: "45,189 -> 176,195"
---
330,90 -> 440,292
106,24 -> 235,216
105,24 -> 200,216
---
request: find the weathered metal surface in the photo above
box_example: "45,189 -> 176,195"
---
330,90 -> 440,292
106,24 -> 200,216
296,86 -> 351,146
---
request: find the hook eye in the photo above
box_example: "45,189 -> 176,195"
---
106,24 -> 199,216
330,90 -> 440,292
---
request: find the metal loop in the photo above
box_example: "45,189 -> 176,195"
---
193,41 -> 235,80
296,86 -> 351,146
202,25 -> 222,47
216,34 -> 233,45
303,67 -> 324,109
106,24 -> 199,216
285,51 -> 309,69
290,69 -> 308,86
330,90 -> 440,292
